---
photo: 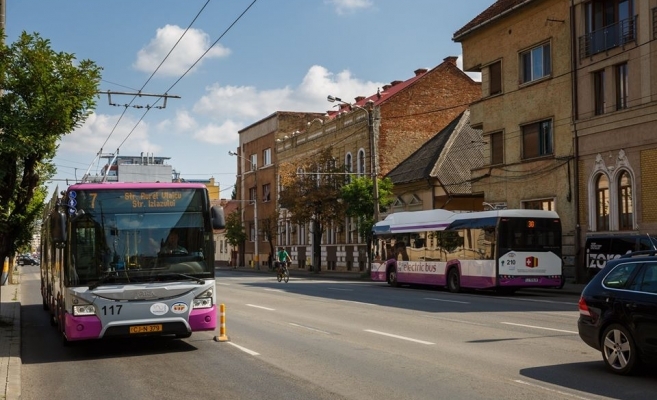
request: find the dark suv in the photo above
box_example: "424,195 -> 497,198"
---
16,255 -> 38,266
578,250 -> 657,375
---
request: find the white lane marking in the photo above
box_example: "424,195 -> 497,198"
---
501,322 -> 578,334
263,288 -> 284,292
427,316 -> 487,326
338,300 -> 376,306
424,297 -> 470,304
365,329 -> 435,345
246,304 -> 275,311
289,322 -> 331,335
227,342 -> 260,356
513,380 -> 593,400
328,287 -> 353,291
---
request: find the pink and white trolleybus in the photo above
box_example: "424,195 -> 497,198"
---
370,209 -> 563,293
40,182 -> 225,344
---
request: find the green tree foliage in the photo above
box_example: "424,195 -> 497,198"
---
278,148 -> 348,271
0,31 -> 102,262
341,175 -> 394,271
259,211 -> 279,266
225,209 -> 247,248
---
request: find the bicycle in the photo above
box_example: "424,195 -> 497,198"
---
276,261 -> 290,283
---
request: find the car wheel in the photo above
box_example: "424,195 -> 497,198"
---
601,324 -> 640,375
447,268 -> 460,293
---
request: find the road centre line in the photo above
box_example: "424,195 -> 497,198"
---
513,380 -> 592,400
327,287 -> 353,291
501,322 -> 578,334
424,297 -> 470,304
365,329 -> 435,345
227,342 -> 260,356
246,304 -> 275,311
289,322 -> 331,335
505,297 -> 577,306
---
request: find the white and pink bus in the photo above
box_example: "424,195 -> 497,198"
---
40,182 -> 224,344
370,209 -> 563,293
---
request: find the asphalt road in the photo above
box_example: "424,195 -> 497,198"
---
19,267 -> 657,399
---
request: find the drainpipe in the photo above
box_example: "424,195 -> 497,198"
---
570,0 -> 582,283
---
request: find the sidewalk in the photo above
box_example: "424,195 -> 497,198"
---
216,264 -> 587,295
0,273 -> 21,400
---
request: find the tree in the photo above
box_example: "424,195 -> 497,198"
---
0,31 -> 102,265
278,148 -> 348,272
225,209 -> 247,266
259,211 -> 279,269
341,176 -> 394,273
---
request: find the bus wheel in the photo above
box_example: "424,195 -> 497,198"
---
447,268 -> 460,293
387,268 -> 398,287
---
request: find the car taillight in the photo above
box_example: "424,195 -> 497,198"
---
578,296 -> 591,317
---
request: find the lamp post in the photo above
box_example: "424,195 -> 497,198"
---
229,150 -> 259,269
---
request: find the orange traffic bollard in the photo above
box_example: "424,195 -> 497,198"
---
214,303 -> 229,342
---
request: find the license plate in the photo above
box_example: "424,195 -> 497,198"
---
524,278 -> 539,283
129,324 -> 163,334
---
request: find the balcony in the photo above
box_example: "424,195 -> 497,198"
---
579,16 -> 636,59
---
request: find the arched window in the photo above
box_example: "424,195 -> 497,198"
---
345,153 -> 353,183
618,171 -> 633,230
357,149 -> 366,177
595,174 -> 610,231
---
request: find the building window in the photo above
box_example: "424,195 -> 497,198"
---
615,63 -> 628,110
249,187 -> 256,203
523,199 -> 554,211
596,174 -> 610,231
249,222 -> 255,242
357,149 -> 366,177
345,153 -> 353,183
249,154 -> 257,171
263,148 -> 271,166
522,120 -> 553,159
490,131 -> 503,165
582,0 -> 635,57
618,171 -> 633,230
489,61 -> 502,96
262,184 -> 271,202
520,43 -> 551,84
594,69 -> 606,115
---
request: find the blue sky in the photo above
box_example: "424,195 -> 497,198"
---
4,0 -> 492,198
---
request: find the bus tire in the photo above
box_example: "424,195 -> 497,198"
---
447,268 -> 460,293
387,267 -> 398,287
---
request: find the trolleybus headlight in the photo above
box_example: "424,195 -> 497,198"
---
73,304 -> 96,316
192,288 -> 214,309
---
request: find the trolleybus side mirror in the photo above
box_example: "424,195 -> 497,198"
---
50,211 -> 67,247
211,206 -> 225,230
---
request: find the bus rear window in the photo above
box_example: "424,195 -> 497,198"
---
498,218 -> 561,250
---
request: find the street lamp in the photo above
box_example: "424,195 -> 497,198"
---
229,150 -> 259,269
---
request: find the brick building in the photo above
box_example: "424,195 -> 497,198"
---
233,111 -> 325,269
276,57 -> 481,271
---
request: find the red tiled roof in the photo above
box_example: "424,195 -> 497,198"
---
453,0 -> 534,41
325,58 -> 460,119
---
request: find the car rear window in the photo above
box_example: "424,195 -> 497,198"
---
603,263 -> 640,289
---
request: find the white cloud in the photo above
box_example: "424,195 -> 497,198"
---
192,120 -> 241,145
193,65 -> 383,121
325,0 -> 373,15
133,24 -> 230,76
59,112 -> 160,155
456,55 -> 481,82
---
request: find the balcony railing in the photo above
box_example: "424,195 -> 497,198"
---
579,16 -> 636,59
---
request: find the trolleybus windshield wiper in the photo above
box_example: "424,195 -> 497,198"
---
154,272 -> 205,284
89,273 -> 116,290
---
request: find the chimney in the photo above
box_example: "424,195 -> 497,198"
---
354,96 -> 365,102
390,80 -> 403,86
443,56 -> 458,66
414,68 -> 428,76
382,84 -> 392,91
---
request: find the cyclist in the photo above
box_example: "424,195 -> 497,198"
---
275,247 -> 291,272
